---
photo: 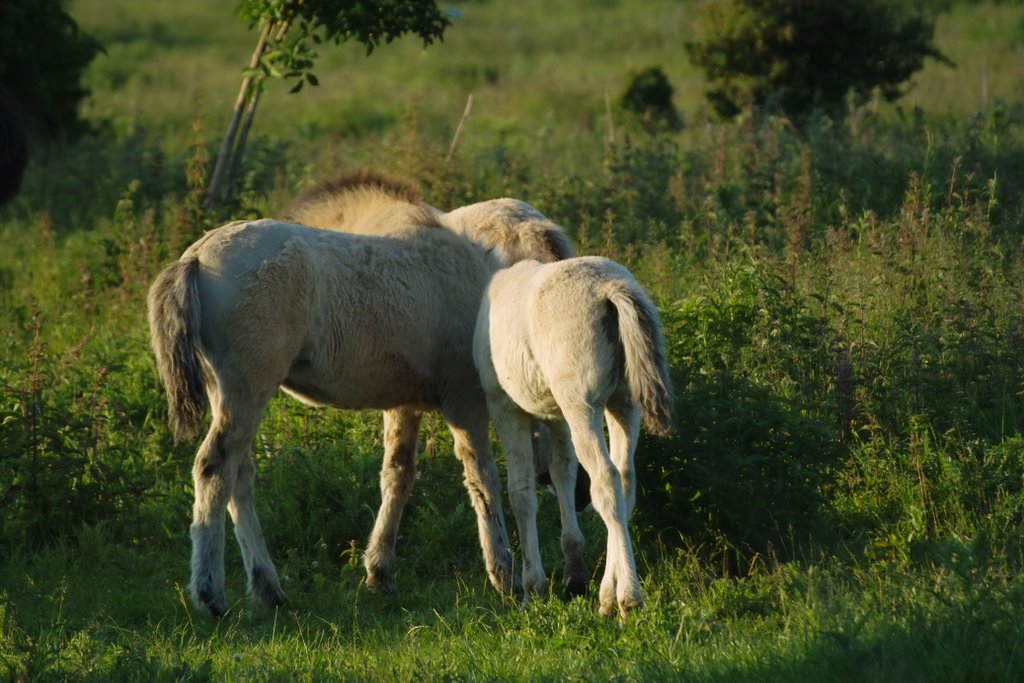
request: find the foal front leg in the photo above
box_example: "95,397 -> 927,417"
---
444,405 -> 518,597
365,407 -> 422,592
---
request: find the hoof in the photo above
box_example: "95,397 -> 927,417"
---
487,566 -> 521,599
365,570 -> 396,594
563,577 -> 588,599
195,588 -> 229,620
252,587 -> 287,608
251,566 -> 287,608
602,597 -> 643,620
523,579 -> 549,601
618,599 -> 643,619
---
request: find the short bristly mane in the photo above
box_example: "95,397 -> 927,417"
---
288,168 -> 423,208
281,169 -> 436,232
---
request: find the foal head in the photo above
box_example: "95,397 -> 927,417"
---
442,198 -> 575,266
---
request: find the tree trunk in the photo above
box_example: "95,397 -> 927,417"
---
225,83 -> 263,200
205,21 -> 273,210
222,19 -> 291,201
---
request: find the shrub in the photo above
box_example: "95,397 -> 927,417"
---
686,0 -> 951,122
618,66 -> 682,132
0,298 -> 183,550
638,262 -> 841,563
0,0 -> 103,141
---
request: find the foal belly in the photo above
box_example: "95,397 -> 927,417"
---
281,359 -> 436,410
501,369 -> 562,422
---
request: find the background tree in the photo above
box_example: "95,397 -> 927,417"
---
0,0 -> 103,204
0,85 -> 29,206
618,66 -> 683,132
206,0 -> 450,210
686,0 -> 951,123
0,0 -> 103,142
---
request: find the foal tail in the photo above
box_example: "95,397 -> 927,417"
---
147,257 -> 208,442
607,283 -> 675,436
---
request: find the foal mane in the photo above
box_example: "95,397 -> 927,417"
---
283,170 -> 573,257
292,168 -> 423,207
282,169 -> 441,231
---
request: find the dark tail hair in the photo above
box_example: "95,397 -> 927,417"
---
147,257 -> 208,441
607,283 -> 674,435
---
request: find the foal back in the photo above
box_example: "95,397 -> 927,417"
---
195,219 -> 490,412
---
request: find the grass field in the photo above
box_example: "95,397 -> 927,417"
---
3,0 -> 1024,680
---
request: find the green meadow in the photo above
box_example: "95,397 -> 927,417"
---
2,0 -> 1024,679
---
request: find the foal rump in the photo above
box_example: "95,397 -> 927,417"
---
501,256 -> 675,435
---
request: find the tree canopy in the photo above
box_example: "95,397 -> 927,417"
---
206,0 -> 450,209
686,0 -> 951,122
237,0 -> 450,92
0,0 -> 103,141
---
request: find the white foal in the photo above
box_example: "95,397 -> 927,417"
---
474,256 -> 674,618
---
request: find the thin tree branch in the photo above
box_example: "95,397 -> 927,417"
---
226,83 -> 264,199
446,93 -> 473,163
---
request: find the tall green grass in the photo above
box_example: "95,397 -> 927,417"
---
2,0 -> 1024,679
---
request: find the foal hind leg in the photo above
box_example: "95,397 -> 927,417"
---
228,450 -> 286,609
365,407 -> 422,592
189,422 -> 235,618
545,420 -> 587,597
443,402 -> 517,597
605,398 -> 641,518
489,400 -> 546,599
191,377 -> 279,617
562,409 -> 641,618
